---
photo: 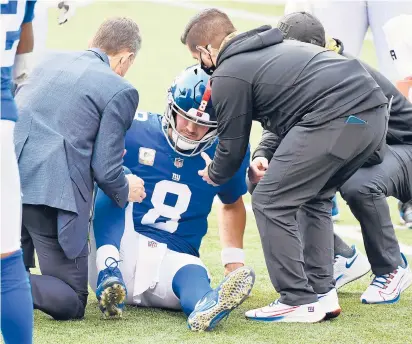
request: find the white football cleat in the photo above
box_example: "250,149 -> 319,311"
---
361,253 -> 412,304
317,288 -> 341,319
245,300 -> 325,323
334,245 -> 371,290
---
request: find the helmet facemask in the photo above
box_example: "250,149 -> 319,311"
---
162,93 -> 217,157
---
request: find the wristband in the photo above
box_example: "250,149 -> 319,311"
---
221,247 -> 245,266
13,53 -> 33,84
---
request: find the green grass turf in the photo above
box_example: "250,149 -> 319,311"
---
199,0 -> 286,16
22,2 -> 412,344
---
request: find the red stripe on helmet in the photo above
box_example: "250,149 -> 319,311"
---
196,80 -> 212,117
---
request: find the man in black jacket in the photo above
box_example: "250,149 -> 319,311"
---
181,9 -> 388,323
248,12 -> 412,306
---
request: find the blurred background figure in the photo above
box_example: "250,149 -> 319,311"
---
31,1 -> 94,61
384,14 -> 412,101
1,1 -> 37,343
285,0 -> 412,83
384,14 -> 412,227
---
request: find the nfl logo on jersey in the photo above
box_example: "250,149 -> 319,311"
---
174,158 -> 184,168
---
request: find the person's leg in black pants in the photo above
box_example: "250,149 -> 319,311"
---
22,205 -> 88,320
21,225 -> 35,270
298,196 -> 335,296
338,145 -> 412,303
339,145 -> 410,275
250,106 -> 387,322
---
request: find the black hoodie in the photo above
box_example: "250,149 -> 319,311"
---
253,38 -> 412,163
208,26 -> 387,185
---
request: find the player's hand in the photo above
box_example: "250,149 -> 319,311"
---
126,174 -> 146,203
224,262 -> 244,276
198,152 -> 218,186
248,157 -> 269,184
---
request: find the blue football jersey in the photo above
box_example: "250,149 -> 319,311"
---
1,0 -> 36,122
124,112 -> 250,257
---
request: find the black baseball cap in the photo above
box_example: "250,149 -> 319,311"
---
277,11 -> 326,48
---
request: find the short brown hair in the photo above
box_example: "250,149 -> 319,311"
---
91,17 -> 142,55
181,9 -> 236,51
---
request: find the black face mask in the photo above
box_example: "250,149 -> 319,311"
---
199,50 -> 216,76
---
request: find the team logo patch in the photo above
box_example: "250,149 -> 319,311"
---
139,147 -> 156,166
174,158 -> 184,168
148,240 -> 158,248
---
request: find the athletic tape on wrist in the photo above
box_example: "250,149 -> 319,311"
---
13,53 -> 33,84
221,247 -> 245,266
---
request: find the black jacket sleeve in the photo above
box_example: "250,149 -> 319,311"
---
208,76 -> 253,185
252,129 -> 281,161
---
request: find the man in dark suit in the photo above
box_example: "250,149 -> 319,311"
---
14,17 -> 146,320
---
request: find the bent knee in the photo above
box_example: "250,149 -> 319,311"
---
52,297 -> 86,321
340,180 -> 384,204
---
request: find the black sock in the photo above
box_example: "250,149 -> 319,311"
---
334,233 -> 355,258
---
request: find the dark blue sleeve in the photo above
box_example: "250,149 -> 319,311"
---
23,1 -> 36,23
91,86 -> 139,208
217,144 -> 250,204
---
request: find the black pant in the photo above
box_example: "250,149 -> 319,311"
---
339,145 -> 412,275
21,205 -> 88,320
252,105 -> 388,306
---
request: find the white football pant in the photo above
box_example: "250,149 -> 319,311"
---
88,204 -> 208,310
285,0 -> 412,82
383,14 -> 412,80
1,120 -> 22,254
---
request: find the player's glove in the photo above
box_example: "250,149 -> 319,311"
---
58,1 -> 76,25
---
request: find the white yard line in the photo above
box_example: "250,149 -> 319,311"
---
148,0 -> 373,41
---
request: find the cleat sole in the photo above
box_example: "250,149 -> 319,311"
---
188,267 -> 255,332
98,283 -> 126,319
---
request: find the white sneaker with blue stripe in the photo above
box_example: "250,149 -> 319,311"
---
317,288 -> 341,319
187,266 -> 255,331
245,299 -> 325,323
361,253 -> 412,304
334,245 -> 371,290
